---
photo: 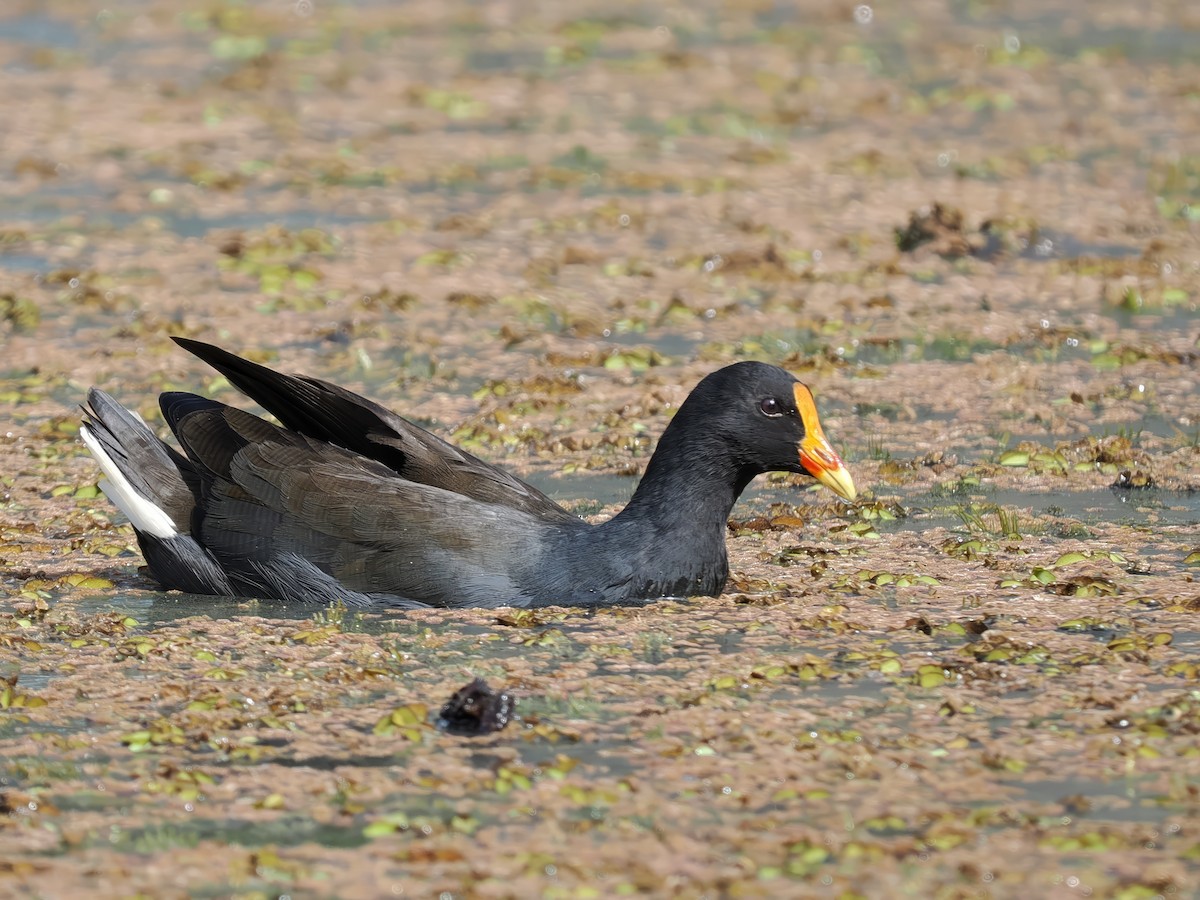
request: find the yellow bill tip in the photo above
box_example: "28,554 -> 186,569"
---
812,462 -> 857,502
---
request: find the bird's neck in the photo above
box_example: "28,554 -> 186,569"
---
619,435 -> 751,531
583,437 -> 748,599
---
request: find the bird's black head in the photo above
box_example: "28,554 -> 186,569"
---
669,361 -> 857,500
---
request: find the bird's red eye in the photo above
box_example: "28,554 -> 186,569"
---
759,397 -> 782,417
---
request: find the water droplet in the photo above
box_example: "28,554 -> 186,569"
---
854,5 -> 873,25
294,0 -> 314,16
1003,32 -> 1021,54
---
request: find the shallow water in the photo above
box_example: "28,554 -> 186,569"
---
2,0 -> 1199,896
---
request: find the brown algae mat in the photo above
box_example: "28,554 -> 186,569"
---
1,0 -> 1199,897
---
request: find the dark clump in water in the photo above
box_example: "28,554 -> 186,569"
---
437,677 -> 516,737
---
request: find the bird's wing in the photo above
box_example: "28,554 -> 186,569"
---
165,395 -> 547,608
172,338 -> 577,523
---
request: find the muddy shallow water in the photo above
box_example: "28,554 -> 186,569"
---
2,0 -> 1199,897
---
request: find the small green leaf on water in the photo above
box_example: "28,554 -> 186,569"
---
62,573 -> 115,589
257,793 -> 286,809
1051,551 -> 1089,568
751,665 -> 789,681
210,34 -> 267,61
848,521 -> 880,539
291,268 -> 320,290
450,814 -> 479,835
999,450 -> 1029,466
708,675 -> 739,691
0,686 -> 48,709
373,703 -> 428,738
121,731 -> 153,752
391,705 -> 426,726
1162,288 -> 1189,305
916,665 -> 946,688
1185,551 -> 1200,566
363,812 -> 410,838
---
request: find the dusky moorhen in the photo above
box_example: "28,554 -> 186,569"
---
80,339 -> 856,608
